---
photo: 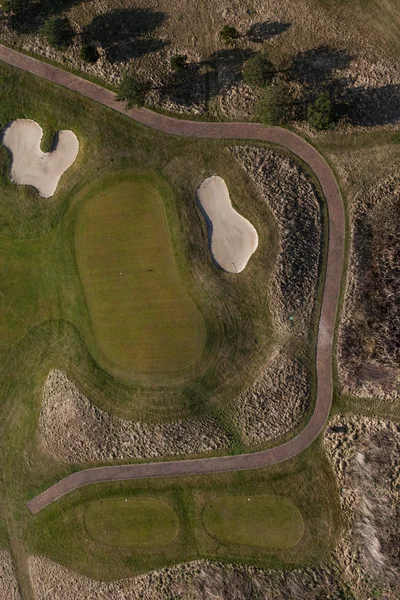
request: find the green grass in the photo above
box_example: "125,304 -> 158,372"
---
76,171 -> 206,376
84,497 -> 180,547
202,495 -> 304,549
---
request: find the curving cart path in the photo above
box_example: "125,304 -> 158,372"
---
0,45 -> 345,515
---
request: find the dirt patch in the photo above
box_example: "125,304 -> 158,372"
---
324,414 -> 400,598
38,370 -> 229,462
232,350 -> 309,446
0,549 -> 21,599
2,119 -> 79,198
231,146 -> 322,338
338,176 -> 400,401
197,175 -> 258,273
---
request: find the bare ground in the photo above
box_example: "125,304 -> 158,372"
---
338,175 -> 400,401
1,0 -> 399,128
0,550 -> 21,600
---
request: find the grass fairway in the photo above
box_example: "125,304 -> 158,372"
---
84,497 -> 179,547
76,171 -> 206,375
202,495 -> 304,549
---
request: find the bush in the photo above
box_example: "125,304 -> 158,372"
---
391,132 -> 400,144
1,0 -> 29,13
243,52 -> 275,88
117,72 -> 146,108
307,91 -> 335,130
42,16 -> 74,49
80,45 -> 99,64
256,80 -> 292,125
219,25 -> 240,46
170,54 -> 187,71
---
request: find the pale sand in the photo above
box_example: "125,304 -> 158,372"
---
197,175 -> 258,273
2,119 -> 79,198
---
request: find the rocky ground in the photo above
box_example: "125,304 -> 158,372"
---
0,0 -> 399,127
338,176 -> 399,401
0,549 -> 21,599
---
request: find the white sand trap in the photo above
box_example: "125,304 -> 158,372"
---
197,175 -> 258,273
2,119 -> 79,198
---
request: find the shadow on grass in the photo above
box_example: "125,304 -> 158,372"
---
82,8 -> 168,63
247,21 -> 291,43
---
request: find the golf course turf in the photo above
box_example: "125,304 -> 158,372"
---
76,171 -> 206,375
84,497 -> 180,547
202,495 -> 304,549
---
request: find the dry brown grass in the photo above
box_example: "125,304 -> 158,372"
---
0,550 -> 21,599
0,0 -> 398,126
324,414 -> 400,599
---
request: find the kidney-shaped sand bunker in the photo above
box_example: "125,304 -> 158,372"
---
197,175 -> 258,273
2,119 -> 79,198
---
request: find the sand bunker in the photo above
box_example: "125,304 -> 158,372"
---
2,119 -> 79,198
197,175 -> 258,273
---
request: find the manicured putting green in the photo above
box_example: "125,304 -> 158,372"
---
84,497 -> 179,547
76,173 -> 206,374
202,495 -> 304,548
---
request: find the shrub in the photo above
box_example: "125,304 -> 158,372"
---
391,132 -> 400,144
243,52 -> 275,88
219,25 -> 240,46
117,72 -> 146,108
170,54 -> 187,71
307,91 -> 335,130
256,79 -> 292,125
42,16 -> 74,49
80,45 -> 99,64
1,0 -> 29,13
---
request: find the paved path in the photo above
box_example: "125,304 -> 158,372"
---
0,45 -> 344,515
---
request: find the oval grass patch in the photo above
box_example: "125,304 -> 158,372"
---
84,497 -> 179,547
202,495 -> 304,549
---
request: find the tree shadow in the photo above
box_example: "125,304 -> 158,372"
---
163,48 -> 254,108
82,8 -> 168,63
289,45 -> 353,84
247,21 -> 291,43
344,84 -> 400,126
9,0 -> 81,34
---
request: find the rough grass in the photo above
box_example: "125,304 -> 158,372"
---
202,495 -> 304,549
84,497 -> 180,547
75,171 -> 206,377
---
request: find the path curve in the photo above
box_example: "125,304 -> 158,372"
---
0,46 -> 344,515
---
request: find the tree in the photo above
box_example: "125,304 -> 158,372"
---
170,54 -> 187,71
117,72 -> 146,107
219,25 -> 240,46
243,52 -> 275,88
80,45 -> 99,64
307,91 -> 335,130
42,16 -> 74,49
256,79 -> 292,125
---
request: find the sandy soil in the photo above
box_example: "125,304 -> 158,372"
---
2,119 -> 79,198
197,175 -> 258,273
0,550 -> 21,599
